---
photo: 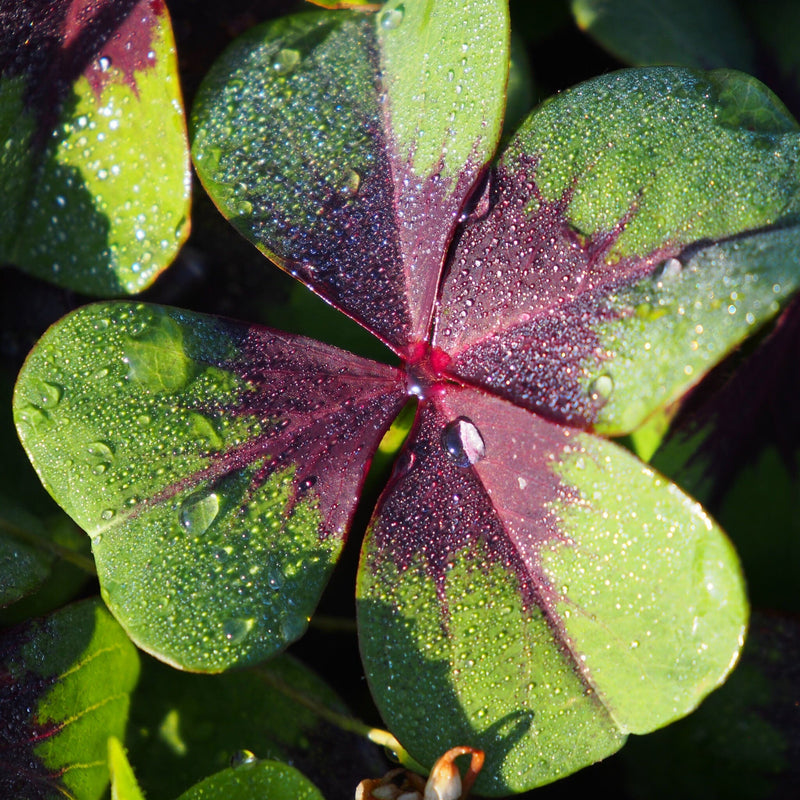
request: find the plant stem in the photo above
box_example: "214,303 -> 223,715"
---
254,667 -> 427,774
308,614 -> 358,633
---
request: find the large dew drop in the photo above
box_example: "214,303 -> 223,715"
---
380,5 -> 404,30
441,416 -> 486,468
179,491 -> 220,535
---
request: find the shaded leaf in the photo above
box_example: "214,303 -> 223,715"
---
126,652 -> 383,800
434,67 -> 800,433
571,0 -> 755,72
0,0 -> 190,294
0,598 -> 140,800
0,498 -> 55,608
0,371 -> 92,616
175,759 -> 324,800
652,299 -> 800,612
622,613 -> 800,800
14,303 -> 406,670
358,386 -> 745,794
191,2 -> 508,352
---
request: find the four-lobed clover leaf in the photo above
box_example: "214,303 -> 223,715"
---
12,0 -> 800,793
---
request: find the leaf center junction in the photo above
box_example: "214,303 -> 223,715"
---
404,342 -> 453,400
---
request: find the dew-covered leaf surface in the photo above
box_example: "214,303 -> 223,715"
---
126,652 -> 383,800
13,303 -> 406,671
0,0 -> 190,294
434,67 -> 800,434
191,1 -> 507,353
174,759 -> 324,800
358,386 -> 746,794
0,598 -> 140,800
570,0 -> 755,71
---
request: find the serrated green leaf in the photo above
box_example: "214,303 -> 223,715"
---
0,0 -> 190,294
0,598 -> 140,800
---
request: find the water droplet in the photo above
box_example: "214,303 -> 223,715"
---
272,48 -> 300,75
588,374 -> 614,407
380,5 -> 404,29
339,168 -> 361,198
30,378 -> 63,409
441,416 -> 486,468
98,56 -> 112,71
654,257 -> 682,283
230,749 -> 257,768
100,509 -> 115,521
86,440 -> 114,469
180,492 -> 220,535
223,617 -> 254,643
298,475 -> 317,493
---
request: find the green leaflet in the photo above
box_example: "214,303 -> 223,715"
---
0,1 -> 190,294
589,225 -> 800,434
174,760 -> 324,800
571,0 -> 755,71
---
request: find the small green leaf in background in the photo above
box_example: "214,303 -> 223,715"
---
109,736 -> 146,800
126,653 -> 383,800
175,759 -> 324,800
0,498 -> 53,608
571,0 -> 755,71
0,0 -> 190,294
0,370 -> 93,620
0,598 -> 140,800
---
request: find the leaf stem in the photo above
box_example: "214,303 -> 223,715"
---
0,517 -> 97,576
308,614 -> 358,633
254,667 -> 427,774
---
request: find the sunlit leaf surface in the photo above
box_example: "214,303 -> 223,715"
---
14,0 -> 800,792
0,0 -> 190,294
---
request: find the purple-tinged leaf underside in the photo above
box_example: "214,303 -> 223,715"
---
434,68 -> 800,433
358,386 -> 746,794
13,303 -> 406,671
190,2 -> 508,355
0,0 -> 190,294
0,598 -> 139,800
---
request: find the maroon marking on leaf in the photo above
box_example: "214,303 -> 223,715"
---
0,0 -> 164,145
231,24 -> 416,353
371,388 -> 578,616
131,322 -> 407,544
389,156 -> 490,353
0,624 -> 63,799
433,153 -> 679,427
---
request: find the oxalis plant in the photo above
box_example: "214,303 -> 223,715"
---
4,0 -> 800,797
